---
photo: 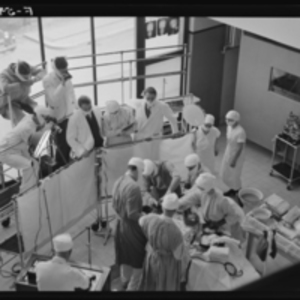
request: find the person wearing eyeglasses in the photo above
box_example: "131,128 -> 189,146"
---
192,114 -> 221,175
0,60 -> 46,126
102,100 -> 136,146
184,153 -> 210,191
220,110 -> 246,199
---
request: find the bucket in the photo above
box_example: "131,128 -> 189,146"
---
238,188 -> 264,213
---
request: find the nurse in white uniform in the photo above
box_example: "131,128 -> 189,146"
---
220,110 -> 246,198
192,114 -> 220,175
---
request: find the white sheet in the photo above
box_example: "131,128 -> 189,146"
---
16,135 -> 194,255
187,242 -> 260,291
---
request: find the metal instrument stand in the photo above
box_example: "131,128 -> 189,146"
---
270,134 -> 300,190
91,148 -> 113,246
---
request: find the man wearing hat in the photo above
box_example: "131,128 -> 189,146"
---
43,57 -> 76,167
142,159 -> 182,211
102,100 -> 136,146
112,157 -> 147,291
35,233 -> 94,291
66,96 -> 104,159
192,114 -> 221,175
0,60 -> 45,126
220,110 -> 247,198
139,193 -> 190,291
179,173 -> 245,241
184,153 -> 210,190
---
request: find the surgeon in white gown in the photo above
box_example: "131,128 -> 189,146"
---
192,114 -> 220,175
220,110 -> 246,198
178,173 -> 245,242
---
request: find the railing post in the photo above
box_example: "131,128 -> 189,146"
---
90,17 -> 98,106
162,78 -> 166,99
129,60 -> 133,99
121,51 -> 124,104
0,163 -> 5,189
183,44 -> 187,95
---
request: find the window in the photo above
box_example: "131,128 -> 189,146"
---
94,17 -> 136,106
41,17 -> 93,103
269,68 -> 300,102
145,57 -> 181,99
145,17 -> 185,58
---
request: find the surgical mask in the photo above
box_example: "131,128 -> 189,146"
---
202,124 -> 212,133
226,118 -> 236,127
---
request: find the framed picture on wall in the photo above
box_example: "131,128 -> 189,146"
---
157,18 -> 169,36
168,17 -> 180,35
145,21 -> 157,39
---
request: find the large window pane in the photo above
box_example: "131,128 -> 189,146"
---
41,18 -> 93,104
94,17 -> 136,106
145,17 -> 185,58
145,57 -> 181,99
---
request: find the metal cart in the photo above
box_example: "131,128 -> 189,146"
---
270,134 -> 300,190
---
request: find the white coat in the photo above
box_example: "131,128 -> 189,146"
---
43,72 -> 76,122
35,256 -> 89,291
193,126 -> 221,175
220,125 -> 246,190
0,114 -> 40,193
134,99 -> 178,140
66,107 -> 103,158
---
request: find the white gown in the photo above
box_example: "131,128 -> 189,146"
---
194,126 -> 220,174
220,125 -> 246,191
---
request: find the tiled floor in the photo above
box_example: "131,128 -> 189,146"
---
1,126 -> 300,291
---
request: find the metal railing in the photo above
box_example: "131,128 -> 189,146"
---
31,44 -> 190,103
0,44 -> 191,193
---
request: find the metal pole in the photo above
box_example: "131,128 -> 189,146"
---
14,197 -> 25,270
87,227 -> 92,267
162,78 -> 166,99
121,52 -> 124,104
90,17 -> 98,106
183,44 -> 187,95
67,44 -> 185,60
0,163 -> 5,189
43,188 -> 55,254
129,61 -> 132,99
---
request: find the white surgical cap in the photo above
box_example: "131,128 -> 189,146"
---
162,193 -> 179,211
53,233 -> 73,252
128,157 -> 144,172
143,159 -> 156,176
195,173 -> 217,192
106,100 -> 120,114
184,154 -> 200,168
204,114 -> 215,125
226,110 -> 240,122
